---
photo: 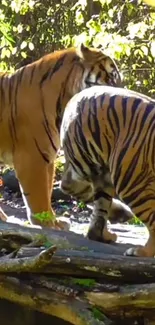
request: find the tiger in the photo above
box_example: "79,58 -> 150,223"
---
60,85 -> 155,257
0,43 -> 122,229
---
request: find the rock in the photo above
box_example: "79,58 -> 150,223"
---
2,171 -> 71,201
2,170 -> 20,193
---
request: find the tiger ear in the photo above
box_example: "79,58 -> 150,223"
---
80,43 -> 89,54
77,43 -> 99,62
77,43 -> 91,59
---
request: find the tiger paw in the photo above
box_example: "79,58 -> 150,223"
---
55,216 -> 70,231
102,228 -> 117,243
124,246 -> 155,258
0,208 -> 8,222
41,218 -> 70,231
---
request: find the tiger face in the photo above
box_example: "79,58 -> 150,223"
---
61,161 -> 94,202
72,44 -> 122,95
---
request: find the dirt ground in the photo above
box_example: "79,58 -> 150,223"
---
0,185 -> 148,248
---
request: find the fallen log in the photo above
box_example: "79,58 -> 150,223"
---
0,220 -> 154,324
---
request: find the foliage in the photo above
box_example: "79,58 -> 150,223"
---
128,215 -> 144,226
92,307 -> 105,321
71,278 -> 96,287
0,0 -> 155,96
33,211 -> 55,222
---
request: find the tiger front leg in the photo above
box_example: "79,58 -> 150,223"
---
87,176 -> 117,243
0,207 -> 8,222
14,151 -> 65,230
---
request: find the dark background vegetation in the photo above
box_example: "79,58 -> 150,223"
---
0,0 -> 155,96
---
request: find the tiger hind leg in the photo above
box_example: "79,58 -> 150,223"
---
124,216 -> 155,257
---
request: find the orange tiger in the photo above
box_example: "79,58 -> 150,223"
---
0,44 -> 122,229
60,85 -> 155,257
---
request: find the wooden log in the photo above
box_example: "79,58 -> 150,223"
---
0,221 -> 155,283
0,221 -> 154,323
15,246 -> 155,283
0,275 -> 111,325
0,245 -> 56,272
86,282 -> 155,318
0,274 -> 154,323
0,220 -> 129,255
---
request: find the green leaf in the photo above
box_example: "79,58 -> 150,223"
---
151,41 -> 155,57
28,42 -> 34,50
141,45 -> 148,56
20,41 -> 27,49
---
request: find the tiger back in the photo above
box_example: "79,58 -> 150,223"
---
60,85 -> 155,257
0,44 -> 121,229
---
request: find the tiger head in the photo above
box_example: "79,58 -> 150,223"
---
72,43 -> 122,93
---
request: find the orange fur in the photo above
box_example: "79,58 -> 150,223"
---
0,44 -> 121,229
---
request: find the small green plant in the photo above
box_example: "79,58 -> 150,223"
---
55,156 -> 65,173
77,201 -> 86,209
71,278 -> 96,288
92,307 -> 105,321
128,215 -> 143,226
33,211 -> 55,222
44,240 -> 54,248
1,165 -> 14,174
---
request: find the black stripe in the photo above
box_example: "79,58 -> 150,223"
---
89,142 -> 104,165
148,213 -> 155,227
107,102 -> 116,137
8,119 -> 15,152
94,190 -> 111,201
62,63 -> 81,99
131,195 -> 154,209
14,79 -> 19,116
99,63 -> 106,72
122,97 -> 127,126
40,91 -> 57,152
34,138 -> 49,163
116,142 -> 143,194
133,103 -> 154,147
100,93 -> 106,107
124,98 -> 141,141
49,54 -> 67,79
123,186 -> 152,207
88,97 -> 102,150
18,66 -> 25,84
30,65 -> 36,84
65,134 -> 88,177
113,109 -> 142,190
9,75 -> 13,102
74,123 -> 93,173
104,133 -> 111,161
40,68 -> 51,86
55,94 -> 62,132
126,165 -> 148,193
136,208 -> 150,218
10,103 -> 17,141
109,95 -> 120,136
42,120 -> 57,152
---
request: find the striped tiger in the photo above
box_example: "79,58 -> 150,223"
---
0,44 -> 122,229
60,85 -> 155,257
